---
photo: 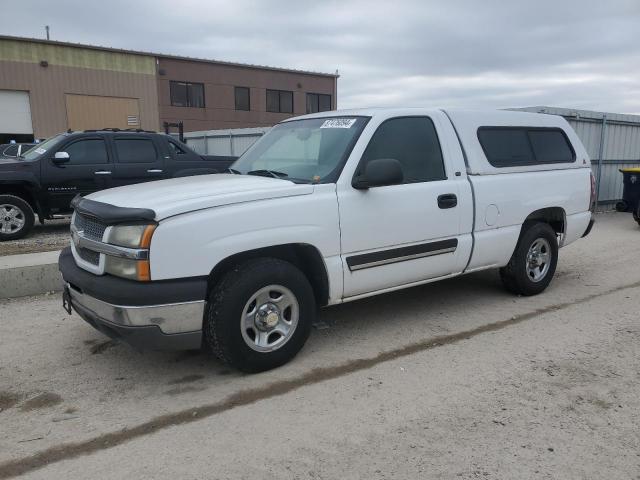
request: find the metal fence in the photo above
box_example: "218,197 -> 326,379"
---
516,107 -> 640,206
183,127 -> 270,157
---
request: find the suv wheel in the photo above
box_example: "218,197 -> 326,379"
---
499,222 -> 558,296
204,258 -> 315,373
0,195 -> 35,241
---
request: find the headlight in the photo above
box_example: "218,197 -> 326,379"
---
105,224 -> 156,248
103,224 -> 156,281
104,255 -> 151,281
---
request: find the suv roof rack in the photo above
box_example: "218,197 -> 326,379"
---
122,128 -> 157,133
82,128 -> 158,134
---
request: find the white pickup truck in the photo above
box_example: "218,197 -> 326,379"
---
59,108 -> 595,372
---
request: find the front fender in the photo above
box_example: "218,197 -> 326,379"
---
148,185 -> 342,298
0,172 -> 41,189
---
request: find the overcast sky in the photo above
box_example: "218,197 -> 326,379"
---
3,0 -> 640,113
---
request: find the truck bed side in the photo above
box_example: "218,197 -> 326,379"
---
444,110 -> 593,272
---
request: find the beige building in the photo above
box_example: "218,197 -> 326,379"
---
0,35 -> 337,143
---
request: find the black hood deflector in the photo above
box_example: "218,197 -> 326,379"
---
71,196 -> 156,225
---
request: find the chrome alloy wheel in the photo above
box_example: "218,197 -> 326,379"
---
526,238 -> 552,282
0,204 -> 26,234
241,284 -> 300,352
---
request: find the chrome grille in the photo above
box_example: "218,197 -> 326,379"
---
74,213 -> 106,241
77,246 -> 100,266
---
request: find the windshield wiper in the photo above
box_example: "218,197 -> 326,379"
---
225,167 -> 241,174
247,169 -> 289,179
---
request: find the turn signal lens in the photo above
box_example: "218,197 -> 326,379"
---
137,260 -> 151,282
140,225 -> 157,249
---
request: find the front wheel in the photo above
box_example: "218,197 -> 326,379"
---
204,258 -> 316,373
500,222 -> 558,296
0,195 -> 35,241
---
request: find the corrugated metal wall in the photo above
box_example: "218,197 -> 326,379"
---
516,107 -> 640,205
184,127 -> 271,156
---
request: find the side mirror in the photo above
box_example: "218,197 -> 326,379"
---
352,158 -> 404,189
53,151 -> 70,165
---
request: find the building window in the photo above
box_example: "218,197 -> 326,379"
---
266,89 -> 293,113
306,93 -> 332,114
235,87 -> 250,111
170,81 -> 205,108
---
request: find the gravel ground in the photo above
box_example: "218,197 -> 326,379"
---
0,212 -> 638,479
0,219 -> 70,256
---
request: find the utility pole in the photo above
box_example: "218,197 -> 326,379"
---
45,26 -> 50,40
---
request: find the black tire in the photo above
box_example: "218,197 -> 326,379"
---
0,194 -> 35,241
204,257 -> 316,373
634,205 -> 640,226
615,200 -> 628,212
499,222 -> 558,296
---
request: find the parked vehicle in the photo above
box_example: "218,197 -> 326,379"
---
0,143 -> 36,158
0,129 -> 236,240
616,167 -> 640,225
59,108 -> 595,372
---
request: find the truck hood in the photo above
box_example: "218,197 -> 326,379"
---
0,156 -> 23,166
86,174 -> 315,220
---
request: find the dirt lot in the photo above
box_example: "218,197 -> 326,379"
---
0,219 -> 70,256
0,212 -> 638,479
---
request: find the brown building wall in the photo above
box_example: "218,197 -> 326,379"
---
0,60 -> 159,138
157,58 -> 337,132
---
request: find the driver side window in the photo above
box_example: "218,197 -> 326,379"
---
63,139 -> 108,165
359,117 -> 446,184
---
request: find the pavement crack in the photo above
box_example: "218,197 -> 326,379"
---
1,278 -> 640,479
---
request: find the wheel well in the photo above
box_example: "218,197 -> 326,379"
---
207,244 -> 330,307
0,184 -> 39,217
523,207 -> 566,237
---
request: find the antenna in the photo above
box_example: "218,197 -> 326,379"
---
45,25 -> 50,40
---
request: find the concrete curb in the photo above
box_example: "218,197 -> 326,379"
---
0,250 -> 63,300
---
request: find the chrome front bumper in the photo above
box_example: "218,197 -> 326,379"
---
65,283 -> 205,350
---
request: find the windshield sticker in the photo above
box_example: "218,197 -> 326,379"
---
34,147 -> 46,154
320,118 -> 357,129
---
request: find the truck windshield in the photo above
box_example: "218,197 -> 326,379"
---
232,117 -> 368,183
21,134 -> 66,161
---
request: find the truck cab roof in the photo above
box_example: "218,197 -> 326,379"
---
288,107 -> 590,175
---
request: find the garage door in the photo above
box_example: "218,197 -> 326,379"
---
0,90 -> 33,135
65,94 -> 140,131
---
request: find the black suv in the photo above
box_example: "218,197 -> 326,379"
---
0,129 -> 235,240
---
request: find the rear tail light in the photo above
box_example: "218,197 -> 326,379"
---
590,171 -> 596,212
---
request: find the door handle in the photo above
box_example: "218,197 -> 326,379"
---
94,170 -> 112,175
146,169 -> 163,173
437,193 -> 457,209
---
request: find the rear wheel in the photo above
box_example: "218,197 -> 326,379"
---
500,222 -> 558,296
204,258 -> 315,373
0,195 -> 34,241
